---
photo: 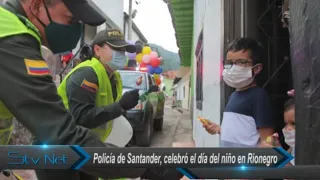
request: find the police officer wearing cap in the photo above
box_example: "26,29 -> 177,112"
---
0,0 -> 183,180
58,29 -> 139,149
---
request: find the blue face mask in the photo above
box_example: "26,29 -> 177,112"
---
106,51 -> 127,71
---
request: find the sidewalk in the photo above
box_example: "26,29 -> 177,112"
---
172,110 -> 194,180
175,107 -> 189,114
128,110 -> 194,180
172,110 -> 193,145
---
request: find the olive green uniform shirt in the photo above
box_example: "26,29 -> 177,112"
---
65,66 -> 123,129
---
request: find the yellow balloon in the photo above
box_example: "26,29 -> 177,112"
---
153,74 -> 160,79
142,46 -> 152,55
136,53 -> 143,63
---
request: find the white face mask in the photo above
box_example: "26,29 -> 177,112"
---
222,65 -> 254,89
282,129 -> 295,147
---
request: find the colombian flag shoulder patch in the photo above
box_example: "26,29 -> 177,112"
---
81,79 -> 98,93
24,59 -> 50,76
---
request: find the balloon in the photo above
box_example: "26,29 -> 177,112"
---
153,74 -> 160,79
150,57 -> 161,67
155,78 -> 161,85
127,40 -> 135,45
153,67 -> 163,74
135,41 -> 143,54
142,46 -> 152,55
140,62 -> 147,67
150,51 -> 158,58
142,54 -> 151,64
127,52 -> 136,60
147,65 -> 154,74
136,53 -> 143,63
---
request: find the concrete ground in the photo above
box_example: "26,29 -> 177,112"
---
0,100 -> 193,180
129,103 -> 194,180
150,101 -> 191,147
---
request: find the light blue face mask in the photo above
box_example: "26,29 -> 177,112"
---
106,50 -> 127,71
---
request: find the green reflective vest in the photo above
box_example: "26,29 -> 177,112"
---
0,7 -> 41,145
58,57 -> 123,142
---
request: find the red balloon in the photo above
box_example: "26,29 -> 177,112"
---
150,57 -> 161,67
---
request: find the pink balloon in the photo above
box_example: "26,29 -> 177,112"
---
142,54 -> 151,64
150,51 -> 158,58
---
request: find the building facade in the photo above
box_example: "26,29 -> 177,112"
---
191,0 -> 224,148
167,0 -> 266,149
79,0 -> 125,47
172,72 -> 191,110
123,12 -> 148,43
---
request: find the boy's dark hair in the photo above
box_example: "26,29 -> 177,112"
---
226,37 -> 264,64
284,98 -> 295,112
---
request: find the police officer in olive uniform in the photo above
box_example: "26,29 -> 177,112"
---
58,29 -> 138,145
58,29 -> 139,180
0,0 -> 183,180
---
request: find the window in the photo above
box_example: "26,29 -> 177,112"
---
119,72 -> 147,90
195,29 -> 204,110
183,86 -> 185,98
148,75 -> 155,86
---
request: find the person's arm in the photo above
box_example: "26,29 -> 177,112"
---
0,34 -> 149,178
0,34 -> 185,180
0,34 -> 104,146
65,67 -> 123,128
253,89 -> 275,141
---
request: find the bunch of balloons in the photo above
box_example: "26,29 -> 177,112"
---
125,40 -> 163,86
137,46 -> 162,85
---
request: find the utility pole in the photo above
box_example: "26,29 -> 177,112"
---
128,0 -> 133,40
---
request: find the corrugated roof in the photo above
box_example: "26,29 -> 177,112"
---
164,0 -> 194,67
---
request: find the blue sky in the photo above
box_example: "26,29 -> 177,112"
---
123,0 -> 179,53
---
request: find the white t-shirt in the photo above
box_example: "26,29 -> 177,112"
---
220,87 -> 274,147
290,147 -> 295,165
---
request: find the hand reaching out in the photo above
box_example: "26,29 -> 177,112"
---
203,121 -> 220,135
287,89 -> 294,97
260,133 -> 281,148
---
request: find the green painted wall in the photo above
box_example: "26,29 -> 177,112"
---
190,27 -> 195,98
163,78 -> 174,96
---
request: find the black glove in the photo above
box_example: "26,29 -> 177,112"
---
141,168 -> 184,180
119,89 -> 139,110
